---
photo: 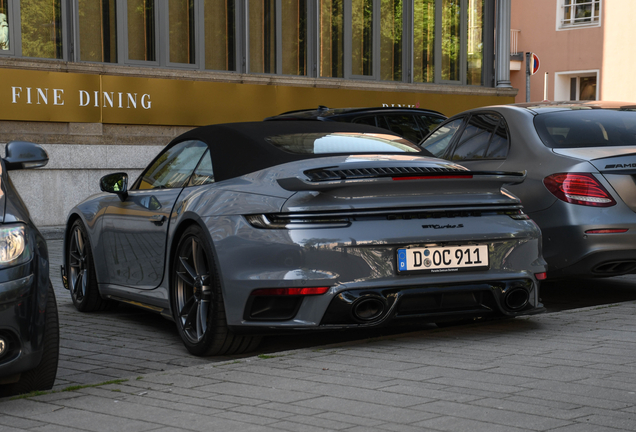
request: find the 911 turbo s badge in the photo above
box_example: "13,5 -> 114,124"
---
421,224 -> 464,229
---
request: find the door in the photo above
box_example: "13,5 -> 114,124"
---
101,140 -> 209,289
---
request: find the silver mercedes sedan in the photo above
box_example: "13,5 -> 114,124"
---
420,101 -> 636,279
61,121 -> 545,356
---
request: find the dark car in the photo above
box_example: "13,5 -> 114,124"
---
61,121 -> 545,357
0,141 -> 58,397
265,106 -> 446,144
419,101 -> 636,279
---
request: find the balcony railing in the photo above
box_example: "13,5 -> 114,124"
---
511,29 -> 520,54
510,29 -> 522,61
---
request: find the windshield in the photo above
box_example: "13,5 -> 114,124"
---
534,110 -> 636,149
266,132 -> 427,154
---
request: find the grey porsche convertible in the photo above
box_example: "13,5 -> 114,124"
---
61,121 -> 546,356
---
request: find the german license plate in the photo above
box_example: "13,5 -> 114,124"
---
397,245 -> 489,273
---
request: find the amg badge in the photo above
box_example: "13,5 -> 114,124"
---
422,224 -> 464,229
605,163 -> 636,169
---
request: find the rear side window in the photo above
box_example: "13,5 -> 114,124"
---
420,118 -> 464,157
351,116 -> 378,127
266,132 -> 422,154
534,110 -> 636,148
487,120 -> 510,158
418,115 -> 446,134
451,113 -> 509,161
136,140 -> 208,190
187,149 -> 215,186
383,114 -> 425,143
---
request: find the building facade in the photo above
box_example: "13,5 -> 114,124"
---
0,0 -> 515,227
511,0 -> 635,104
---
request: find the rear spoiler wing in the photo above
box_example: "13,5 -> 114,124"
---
277,171 -> 526,192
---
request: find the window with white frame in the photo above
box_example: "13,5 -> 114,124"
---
560,0 -> 601,28
554,71 -> 598,101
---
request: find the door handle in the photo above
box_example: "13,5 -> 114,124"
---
150,215 -> 167,226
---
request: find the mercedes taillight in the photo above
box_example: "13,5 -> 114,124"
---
543,173 -> 616,207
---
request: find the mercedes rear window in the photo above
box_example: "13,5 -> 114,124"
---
534,109 -> 636,149
266,132 -> 425,154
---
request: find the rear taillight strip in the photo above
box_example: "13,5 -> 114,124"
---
585,229 -> 629,234
543,173 -> 616,207
246,207 -> 529,229
565,194 -> 613,204
250,287 -> 330,296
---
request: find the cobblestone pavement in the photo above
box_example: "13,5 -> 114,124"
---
1,238 -> 633,430
48,238 -> 240,390
49,237 -> 431,390
5,287 -> 636,430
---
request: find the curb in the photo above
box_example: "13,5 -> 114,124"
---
39,226 -> 65,240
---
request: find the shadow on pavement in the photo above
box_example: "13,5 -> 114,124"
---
541,274 -> 636,312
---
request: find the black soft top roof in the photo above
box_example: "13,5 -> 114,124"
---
172,121 -> 420,182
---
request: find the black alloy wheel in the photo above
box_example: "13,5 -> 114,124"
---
172,225 -> 260,356
67,220 -> 113,312
174,232 -> 213,344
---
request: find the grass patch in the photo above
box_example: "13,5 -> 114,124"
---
11,390 -> 48,400
592,304 -> 619,310
10,379 -> 129,400
61,379 -> 128,392
258,354 -> 287,359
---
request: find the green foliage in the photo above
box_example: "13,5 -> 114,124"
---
413,0 -> 435,83
441,0 -> 461,80
20,0 -> 63,59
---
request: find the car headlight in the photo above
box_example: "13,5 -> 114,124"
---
0,225 -> 31,267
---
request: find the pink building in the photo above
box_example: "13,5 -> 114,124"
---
510,0 -> 633,103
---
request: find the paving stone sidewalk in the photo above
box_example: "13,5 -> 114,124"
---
46,238 -> 221,390
3,295 -> 636,431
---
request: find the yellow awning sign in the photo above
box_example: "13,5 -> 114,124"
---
0,68 -> 514,126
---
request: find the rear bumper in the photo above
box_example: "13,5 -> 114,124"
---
209,212 -> 545,329
548,249 -> 636,278
231,276 -> 544,333
530,201 -> 636,277
320,278 -> 543,327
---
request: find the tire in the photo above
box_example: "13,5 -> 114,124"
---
171,225 -> 261,356
0,281 -> 59,397
67,219 -> 113,312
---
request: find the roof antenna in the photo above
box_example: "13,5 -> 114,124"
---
318,105 -> 328,111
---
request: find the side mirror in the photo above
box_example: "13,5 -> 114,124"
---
4,141 -> 49,170
100,172 -> 128,201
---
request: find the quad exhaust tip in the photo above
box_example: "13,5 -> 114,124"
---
504,287 -> 529,311
352,297 -> 386,322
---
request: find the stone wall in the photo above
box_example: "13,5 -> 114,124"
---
0,121 -> 193,227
